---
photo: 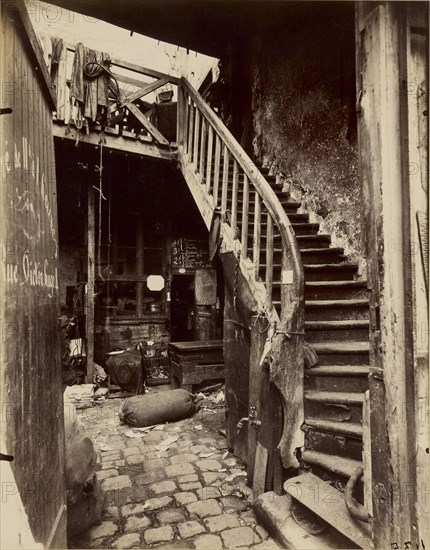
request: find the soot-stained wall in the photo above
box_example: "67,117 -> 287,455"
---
230,3 -> 362,261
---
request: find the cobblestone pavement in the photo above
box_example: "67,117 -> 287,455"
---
69,388 -> 281,549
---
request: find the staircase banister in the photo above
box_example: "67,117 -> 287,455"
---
180,76 -> 304,286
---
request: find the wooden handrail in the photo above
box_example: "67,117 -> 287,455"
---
179,76 -> 304,322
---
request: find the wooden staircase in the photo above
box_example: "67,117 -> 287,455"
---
175,79 -> 371,547
250,164 -> 370,501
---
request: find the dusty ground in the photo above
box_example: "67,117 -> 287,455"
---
68,387 -> 281,549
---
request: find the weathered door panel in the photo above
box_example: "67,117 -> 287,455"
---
0,4 -> 66,547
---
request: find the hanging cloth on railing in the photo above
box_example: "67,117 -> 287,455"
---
69,43 -> 113,131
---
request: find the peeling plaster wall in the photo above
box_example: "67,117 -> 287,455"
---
249,5 -> 363,263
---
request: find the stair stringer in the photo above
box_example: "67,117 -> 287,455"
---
178,148 -> 305,471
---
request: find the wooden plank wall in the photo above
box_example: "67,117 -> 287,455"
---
0,7 -> 66,548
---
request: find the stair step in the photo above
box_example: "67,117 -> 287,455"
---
305,281 -> 368,300
305,365 -> 370,376
305,320 -> 369,343
303,419 -> 363,438
304,264 -> 358,280
305,339 -> 369,365
259,249 -> 348,266
253,492 -> 354,550
284,473 -> 371,549
304,428 -> 363,461
237,197 -> 301,211
305,299 -> 369,321
305,364 -> 370,392
247,222 -> 319,236
301,450 -> 364,481
305,390 -> 364,405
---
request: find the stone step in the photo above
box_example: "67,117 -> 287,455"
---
283,473 -> 371,549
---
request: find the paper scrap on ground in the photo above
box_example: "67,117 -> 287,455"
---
156,434 -> 179,451
124,429 -> 147,438
198,451 -> 215,458
224,472 -> 247,482
194,424 -> 203,431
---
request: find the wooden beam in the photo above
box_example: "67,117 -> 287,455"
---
110,56 -> 180,85
64,44 -> 180,85
52,122 -> 176,161
136,216 -> 144,317
127,103 -> 169,145
86,180 -> 95,384
14,2 -> 57,109
115,77 -> 169,111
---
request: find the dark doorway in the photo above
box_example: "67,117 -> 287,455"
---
170,274 -> 195,341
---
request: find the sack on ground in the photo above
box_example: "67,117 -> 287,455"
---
120,389 -> 197,427
106,350 -> 142,391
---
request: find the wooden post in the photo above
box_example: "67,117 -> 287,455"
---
86,180 -> 95,383
136,215 -> 144,317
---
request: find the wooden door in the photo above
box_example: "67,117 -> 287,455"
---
0,4 -> 67,547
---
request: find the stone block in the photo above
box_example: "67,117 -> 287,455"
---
193,534 -> 223,549
170,453 -> 198,464
220,496 -> 249,513
112,533 -> 140,548
174,492 -> 198,506
186,499 -> 222,519
177,520 -> 206,539
221,526 -> 260,548
156,507 -> 187,524
96,469 -> 118,481
165,462 -> 195,477
204,514 -> 240,533
179,481 -> 203,491
149,479 -> 177,495
144,495 -> 173,511
135,469 -> 166,486
143,526 -> 174,545
124,515 -> 151,532
88,521 -> 118,541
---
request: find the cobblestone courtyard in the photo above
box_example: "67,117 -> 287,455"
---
69,388 -> 281,549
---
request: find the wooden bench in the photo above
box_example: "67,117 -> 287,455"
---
168,340 -> 224,391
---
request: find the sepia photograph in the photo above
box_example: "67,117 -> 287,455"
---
0,0 -> 428,548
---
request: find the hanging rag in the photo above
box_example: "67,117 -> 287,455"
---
50,36 -> 64,77
69,43 -> 112,130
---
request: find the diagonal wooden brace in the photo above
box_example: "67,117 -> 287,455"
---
127,103 -> 169,145
109,77 -> 169,114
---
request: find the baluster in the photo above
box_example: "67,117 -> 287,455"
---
265,214 -> 274,307
231,160 -> 239,238
212,136 -> 221,206
253,192 -> 261,278
199,118 -> 207,179
206,125 -> 214,194
176,86 -> 184,146
193,109 -> 200,166
241,175 -> 249,258
221,145 -> 230,222
187,101 -> 194,157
